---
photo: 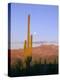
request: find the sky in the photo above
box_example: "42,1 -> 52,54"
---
9,3 -> 58,48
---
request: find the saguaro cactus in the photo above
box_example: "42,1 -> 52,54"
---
24,40 -> 26,49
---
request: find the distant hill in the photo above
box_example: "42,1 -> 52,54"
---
32,44 -> 58,63
8,44 -> 58,65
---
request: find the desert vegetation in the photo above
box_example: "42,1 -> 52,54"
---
8,56 -> 58,77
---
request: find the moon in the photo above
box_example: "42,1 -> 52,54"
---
34,32 -> 36,35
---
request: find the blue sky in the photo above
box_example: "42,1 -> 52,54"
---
10,3 -> 58,48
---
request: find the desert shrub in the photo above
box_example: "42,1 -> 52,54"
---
39,58 -> 41,64
9,58 -> 25,76
44,59 -> 47,64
